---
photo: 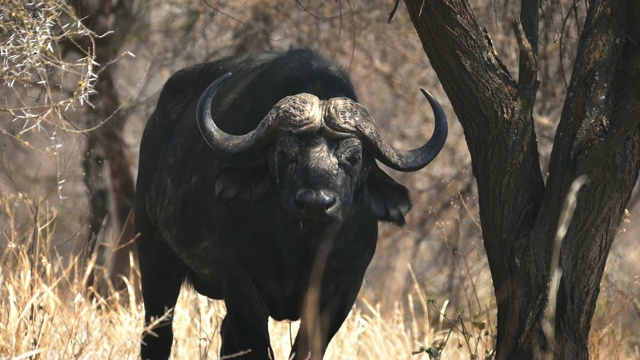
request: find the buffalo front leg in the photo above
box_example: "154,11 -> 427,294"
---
138,230 -> 185,360
219,265 -> 273,359
220,311 -> 273,359
291,282 -> 361,359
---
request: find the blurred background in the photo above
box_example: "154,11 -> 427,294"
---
1,0 -> 638,358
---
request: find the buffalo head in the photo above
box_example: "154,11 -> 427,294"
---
196,73 -> 447,226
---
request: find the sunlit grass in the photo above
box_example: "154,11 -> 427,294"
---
0,248 -> 491,359
0,194 -> 637,359
0,195 -> 492,359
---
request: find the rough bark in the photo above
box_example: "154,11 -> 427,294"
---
403,0 -> 640,358
535,3 -> 640,357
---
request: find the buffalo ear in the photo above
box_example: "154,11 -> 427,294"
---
215,155 -> 270,202
365,165 -> 412,226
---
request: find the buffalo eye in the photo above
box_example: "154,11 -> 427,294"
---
344,151 -> 361,167
276,147 -> 294,161
338,140 -> 363,169
276,135 -> 299,160
272,135 -> 300,182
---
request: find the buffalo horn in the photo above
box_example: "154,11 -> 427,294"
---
328,89 -> 448,172
196,73 -> 278,154
197,74 -> 322,154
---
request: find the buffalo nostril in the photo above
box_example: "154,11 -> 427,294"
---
295,189 -> 337,214
322,193 -> 336,210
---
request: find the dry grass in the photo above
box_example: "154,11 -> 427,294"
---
0,193 -> 496,360
0,195 -> 638,360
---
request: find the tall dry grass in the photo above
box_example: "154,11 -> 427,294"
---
0,193 -> 497,359
0,193 -> 637,359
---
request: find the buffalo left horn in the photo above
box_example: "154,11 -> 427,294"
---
326,89 -> 448,172
197,73 -> 321,154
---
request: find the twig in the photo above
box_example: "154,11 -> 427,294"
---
387,0 -> 400,23
542,175 -> 589,359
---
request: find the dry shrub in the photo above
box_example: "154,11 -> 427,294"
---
1,0 -> 98,138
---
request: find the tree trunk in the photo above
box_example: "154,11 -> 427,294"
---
69,0 -> 138,297
403,0 -> 640,358
82,65 -> 137,297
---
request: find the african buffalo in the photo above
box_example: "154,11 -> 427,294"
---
135,49 -> 447,359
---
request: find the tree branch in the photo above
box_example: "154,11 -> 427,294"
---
511,17 -> 538,93
519,0 -> 539,56
402,0 -> 544,278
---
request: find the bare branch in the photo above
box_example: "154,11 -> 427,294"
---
387,0 -> 401,23
511,17 -> 538,91
519,0 -> 539,56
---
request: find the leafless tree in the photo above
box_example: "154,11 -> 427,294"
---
404,0 -> 640,358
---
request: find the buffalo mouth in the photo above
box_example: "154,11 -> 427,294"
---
291,213 -> 340,225
290,216 -> 344,236
290,209 -> 343,227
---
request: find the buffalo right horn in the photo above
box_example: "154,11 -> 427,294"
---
326,89 -> 448,172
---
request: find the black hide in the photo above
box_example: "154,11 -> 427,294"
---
135,49 -> 415,360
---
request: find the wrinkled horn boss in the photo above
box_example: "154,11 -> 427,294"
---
197,74 -> 448,170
